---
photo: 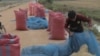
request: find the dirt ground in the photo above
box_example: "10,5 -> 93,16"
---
0,2 -> 65,48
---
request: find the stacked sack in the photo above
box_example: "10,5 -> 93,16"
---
27,16 -> 48,29
0,34 -> 20,56
49,12 -> 66,40
47,10 -> 55,31
29,2 -> 37,16
14,8 -> 28,30
29,2 -> 45,18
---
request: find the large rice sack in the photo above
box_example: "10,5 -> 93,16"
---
19,8 -> 28,19
14,10 -> 27,30
50,12 -> 66,40
35,3 -> 45,18
29,2 -> 45,18
30,4 -> 37,16
29,2 -> 35,16
0,34 -> 20,56
47,11 -> 55,31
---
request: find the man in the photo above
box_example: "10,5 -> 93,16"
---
64,10 -> 100,56
65,10 -> 92,35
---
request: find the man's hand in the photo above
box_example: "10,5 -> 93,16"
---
69,31 -> 74,36
89,23 -> 92,27
88,27 -> 93,31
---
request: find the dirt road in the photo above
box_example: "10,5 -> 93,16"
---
0,2 -> 65,48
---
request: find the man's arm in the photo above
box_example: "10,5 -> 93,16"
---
65,18 -> 71,33
65,18 -> 69,29
78,14 -> 92,27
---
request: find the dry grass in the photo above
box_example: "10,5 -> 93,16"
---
54,0 -> 100,9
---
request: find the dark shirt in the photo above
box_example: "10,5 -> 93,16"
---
65,14 -> 92,33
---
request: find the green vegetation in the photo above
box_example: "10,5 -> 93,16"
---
38,0 -> 54,9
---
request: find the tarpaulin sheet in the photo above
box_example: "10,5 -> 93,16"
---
21,31 -> 100,56
26,16 -> 48,29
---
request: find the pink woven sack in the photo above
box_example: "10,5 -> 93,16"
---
19,8 -> 28,19
47,11 -> 55,31
29,2 -> 35,16
35,4 -> 45,18
29,2 -> 45,17
50,12 -> 66,40
0,34 -> 20,56
14,10 -> 27,30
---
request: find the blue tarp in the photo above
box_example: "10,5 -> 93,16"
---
26,16 -> 48,29
21,31 -> 100,56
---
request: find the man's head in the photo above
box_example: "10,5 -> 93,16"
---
68,10 -> 76,21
